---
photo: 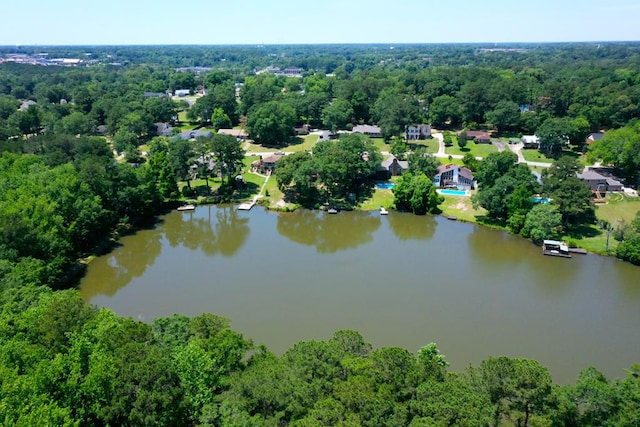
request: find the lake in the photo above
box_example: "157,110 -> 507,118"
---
80,205 -> 640,383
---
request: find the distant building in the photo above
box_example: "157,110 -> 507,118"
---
405,124 -> 432,140
255,66 -> 304,77
156,123 -> 174,137
353,124 -> 382,138
19,100 -> 37,111
144,92 -> 168,98
174,89 -> 191,97
317,131 -> 336,142
465,130 -> 491,143
294,124 -> 310,135
217,128 -> 248,140
176,130 -> 214,140
521,135 -> 541,148
586,132 -> 604,145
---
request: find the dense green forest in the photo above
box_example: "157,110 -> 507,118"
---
1,44 -> 640,425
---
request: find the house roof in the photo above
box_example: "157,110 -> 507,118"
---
521,135 -> 540,144
578,167 -> 623,186
353,124 -> 381,134
466,130 -> 490,140
380,155 -> 408,170
176,130 -> 214,140
586,132 -> 604,143
156,122 -> 173,136
217,128 -> 248,138
436,164 -> 474,181
262,154 -> 284,164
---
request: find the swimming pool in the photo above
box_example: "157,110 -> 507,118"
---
532,197 -> 551,204
376,182 -> 396,189
437,189 -> 469,196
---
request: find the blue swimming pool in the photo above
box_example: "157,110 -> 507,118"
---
532,197 -> 551,204
376,182 -> 396,189
437,189 -> 468,196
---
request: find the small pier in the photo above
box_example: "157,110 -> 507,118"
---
542,240 -> 571,258
238,195 -> 260,211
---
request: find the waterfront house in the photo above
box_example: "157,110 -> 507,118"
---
379,155 -> 408,177
353,124 -> 382,138
434,164 -> 475,190
577,167 -> 623,195
251,153 -> 284,174
405,124 -> 432,140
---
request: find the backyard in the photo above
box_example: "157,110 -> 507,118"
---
445,141 -> 498,158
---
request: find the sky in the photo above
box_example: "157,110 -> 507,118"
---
2,0 -> 639,45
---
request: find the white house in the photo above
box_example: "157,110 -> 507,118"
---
521,135 -> 540,148
405,124 -> 432,140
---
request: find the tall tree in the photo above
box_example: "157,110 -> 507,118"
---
209,134 -> 246,184
246,101 -> 296,146
321,99 -> 354,133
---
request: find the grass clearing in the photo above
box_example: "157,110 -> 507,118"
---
562,194 -> 640,254
244,134 -> 319,153
446,141 -> 498,159
438,192 -> 487,223
408,139 -> 439,153
359,187 -> 395,211
520,149 -> 554,163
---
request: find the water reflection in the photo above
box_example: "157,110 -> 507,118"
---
387,213 -> 437,241
277,210 -> 381,253
164,205 -> 250,257
79,226 -> 163,299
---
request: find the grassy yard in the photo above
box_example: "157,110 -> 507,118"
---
244,134 -> 319,153
561,194 -> 640,254
438,192 -> 487,223
359,187 -> 395,211
445,141 -> 498,158
408,139 -> 439,154
438,157 -> 465,167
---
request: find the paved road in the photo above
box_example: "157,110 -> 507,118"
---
246,133 -> 552,168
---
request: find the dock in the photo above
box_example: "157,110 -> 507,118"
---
237,196 -> 259,211
542,240 -> 571,258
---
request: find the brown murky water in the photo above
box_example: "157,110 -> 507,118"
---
80,205 -> 640,383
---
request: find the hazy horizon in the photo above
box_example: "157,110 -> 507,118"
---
2,0 -> 639,46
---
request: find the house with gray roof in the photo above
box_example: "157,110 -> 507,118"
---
353,124 -> 382,138
176,129 -> 214,140
379,155 -> 408,177
577,167 -> 623,195
586,132 -> 604,145
434,164 -> 475,190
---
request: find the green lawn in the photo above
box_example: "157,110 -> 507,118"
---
438,191 -> 487,223
520,149 -> 554,163
408,139 -> 439,154
439,157 -> 465,167
560,194 -> 640,254
359,187 -> 395,211
446,141 -> 498,158
244,134 -> 319,153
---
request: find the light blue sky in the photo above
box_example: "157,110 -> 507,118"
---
2,0 -> 639,45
